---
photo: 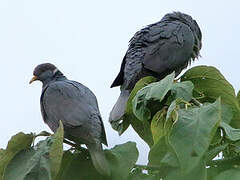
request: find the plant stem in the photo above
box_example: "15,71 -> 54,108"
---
191,98 -> 202,106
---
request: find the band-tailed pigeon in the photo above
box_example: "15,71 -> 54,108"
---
30,63 -> 110,176
109,12 -> 202,125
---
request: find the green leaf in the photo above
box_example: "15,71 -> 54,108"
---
181,65 -> 240,128
132,72 -> 175,121
168,99 -> 221,173
4,139 -> 53,180
56,150 -> 105,180
221,104 -> 233,124
220,122 -> 240,141
207,167 -> 220,180
49,121 -> 64,180
167,81 -> 194,103
166,98 -> 185,120
4,127 -> 64,180
148,138 -> 168,166
131,119 -> 154,147
148,119 -> 178,168
55,151 -> 75,179
148,104 -> 177,167
0,132 -> 34,179
165,160 -> 206,180
213,168 -> 240,180
3,149 -> 50,180
151,109 -> 166,144
160,151 -> 179,167
105,142 -> 139,180
145,72 -> 175,101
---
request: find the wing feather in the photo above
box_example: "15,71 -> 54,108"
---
40,80 -> 107,145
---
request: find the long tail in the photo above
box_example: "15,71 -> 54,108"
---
86,142 -> 111,177
109,90 -> 130,123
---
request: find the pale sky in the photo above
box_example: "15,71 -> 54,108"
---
0,0 -> 239,164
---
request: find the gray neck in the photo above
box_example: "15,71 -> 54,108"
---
42,71 -> 67,88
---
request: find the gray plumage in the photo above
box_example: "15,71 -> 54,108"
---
30,63 -> 110,176
110,12 -> 202,124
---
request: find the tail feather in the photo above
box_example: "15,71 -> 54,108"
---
87,143 -> 111,177
109,90 -> 130,123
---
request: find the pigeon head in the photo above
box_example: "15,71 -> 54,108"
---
176,13 -> 202,58
162,12 -> 202,58
29,63 -> 63,84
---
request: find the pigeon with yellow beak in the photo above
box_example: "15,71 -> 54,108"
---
30,63 -> 110,176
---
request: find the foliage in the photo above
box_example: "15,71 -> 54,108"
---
1,66 -> 240,179
116,66 -> 240,180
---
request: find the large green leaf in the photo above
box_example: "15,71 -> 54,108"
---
149,98 -> 193,168
4,139 -> 52,180
148,137 -> 169,166
56,150 -> 105,180
105,142 -> 139,180
213,168 -> 240,180
148,113 -> 178,168
4,124 -> 64,180
168,99 -> 221,173
56,151 -> 76,179
56,151 -> 75,179
181,65 -> 240,128
165,160 -> 206,180
220,122 -> 240,141
49,121 -> 64,180
0,132 -> 34,179
132,72 -> 175,121
207,167 -> 220,180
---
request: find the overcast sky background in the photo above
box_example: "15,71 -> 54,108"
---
0,0 -> 239,164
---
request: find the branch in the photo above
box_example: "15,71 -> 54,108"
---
63,139 -> 89,153
191,98 -> 202,106
34,131 -> 89,153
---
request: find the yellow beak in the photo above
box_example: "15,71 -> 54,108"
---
29,76 -> 38,84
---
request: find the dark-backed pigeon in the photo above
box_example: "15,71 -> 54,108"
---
109,12 -> 202,126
